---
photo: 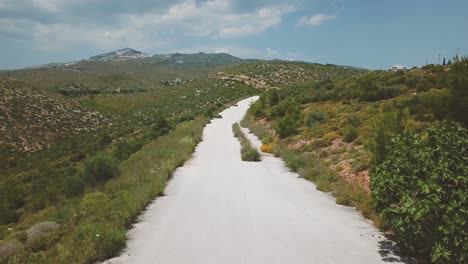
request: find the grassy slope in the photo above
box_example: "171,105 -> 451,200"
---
239,64 -> 454,222
0,59 -> 258,262
3,118 -> 207,263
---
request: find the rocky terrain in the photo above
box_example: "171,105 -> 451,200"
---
0,78 -> 113,161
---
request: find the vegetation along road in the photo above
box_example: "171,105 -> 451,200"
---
105,97 -> 406,264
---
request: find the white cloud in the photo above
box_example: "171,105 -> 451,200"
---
297,13 -> 336,27
125,0 -> 294,39
31,0 -> 61,13
285,52 -> 299,61
266,48 -> 280,58
0,0 -> 297,57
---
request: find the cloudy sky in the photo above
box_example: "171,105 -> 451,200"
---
1,0 -> 467,69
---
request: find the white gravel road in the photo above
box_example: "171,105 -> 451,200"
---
105,96 -> 406,264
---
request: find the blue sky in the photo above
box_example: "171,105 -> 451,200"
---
0,0 -> 467,69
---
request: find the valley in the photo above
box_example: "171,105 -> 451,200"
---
0,48 -> 466,264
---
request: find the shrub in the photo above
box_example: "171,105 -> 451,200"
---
80,192 -> 110,221
369,108 -> 409,165
179,113 -> 195,122
371,121 -> 468,263
269,98 -> 300,119
322,132 -> 340,142
98,133 -> 112,145
305,111 -> 328,126
261,135 -> 273,144
449,56 -> 468,126
281,149 -> 305,172
114,140 -> 143,161
341,125 -> 359,143
26,221 -> 60,244
260,143 -> 274,153
148,116 -> 171,139
64,175 -> 85,197
0,203 -> 18,225
274,114 -> 300,138
232,123 -> 261,162
242,148 -> 261,161
69,152 -> 86,163
83,154 -> 120,185
248,101 -> 266,118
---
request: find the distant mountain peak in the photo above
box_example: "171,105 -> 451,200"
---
89,48 -> 150,62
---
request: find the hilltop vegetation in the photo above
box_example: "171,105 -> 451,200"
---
0,51 -> 250,94
1,50 -> 466,263
0,78 -> 113,168
0,51 -> 259,262
242,58 -> 468,263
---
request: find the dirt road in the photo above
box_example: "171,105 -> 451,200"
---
105,96 -> 405,264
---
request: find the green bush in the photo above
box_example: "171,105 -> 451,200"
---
305,111 -> 328,126
449,56 -> 468,126
280,148 -> 305,172
241,148 -> 261,162
371,121 -> 468,263
274,114 -> 300,138
83,154 -> 120,185
269,98 -> 300,119
113,140 -> 143,161
369,108 -> 409,165
232,123 -> 261,162
99,133 -> 112,145
64,175 -> 85,197
248,101 -> 266,118
341,125 -> 359,143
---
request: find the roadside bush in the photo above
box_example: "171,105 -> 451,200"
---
260,143 -> 274,153
114,140 -> 143,161
232,123 -> 261,162
179,113 -> 195,122
80,192 -> 110,221
371,121 -> 468,263
241,148 -> 261,161
280,149 -> 305,172
248,101 -> 266,118
83,154 -> 119,185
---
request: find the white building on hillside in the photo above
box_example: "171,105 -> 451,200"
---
391,65 -> 409,71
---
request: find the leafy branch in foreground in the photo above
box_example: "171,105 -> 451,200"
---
371,121 -> 467,263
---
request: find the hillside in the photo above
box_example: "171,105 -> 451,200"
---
0,50 -> 250,94
241,60 -> 467,263
0,57 -> 364,262
0,78 -> 113,168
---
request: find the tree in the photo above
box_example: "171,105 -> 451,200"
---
371,121 -> 468,263
274,114 -> 300,138
443,57 -> 446,66
369,107 -> 409,165
448,56 -> 468,126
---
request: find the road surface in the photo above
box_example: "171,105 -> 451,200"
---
105,96 -> 406,264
